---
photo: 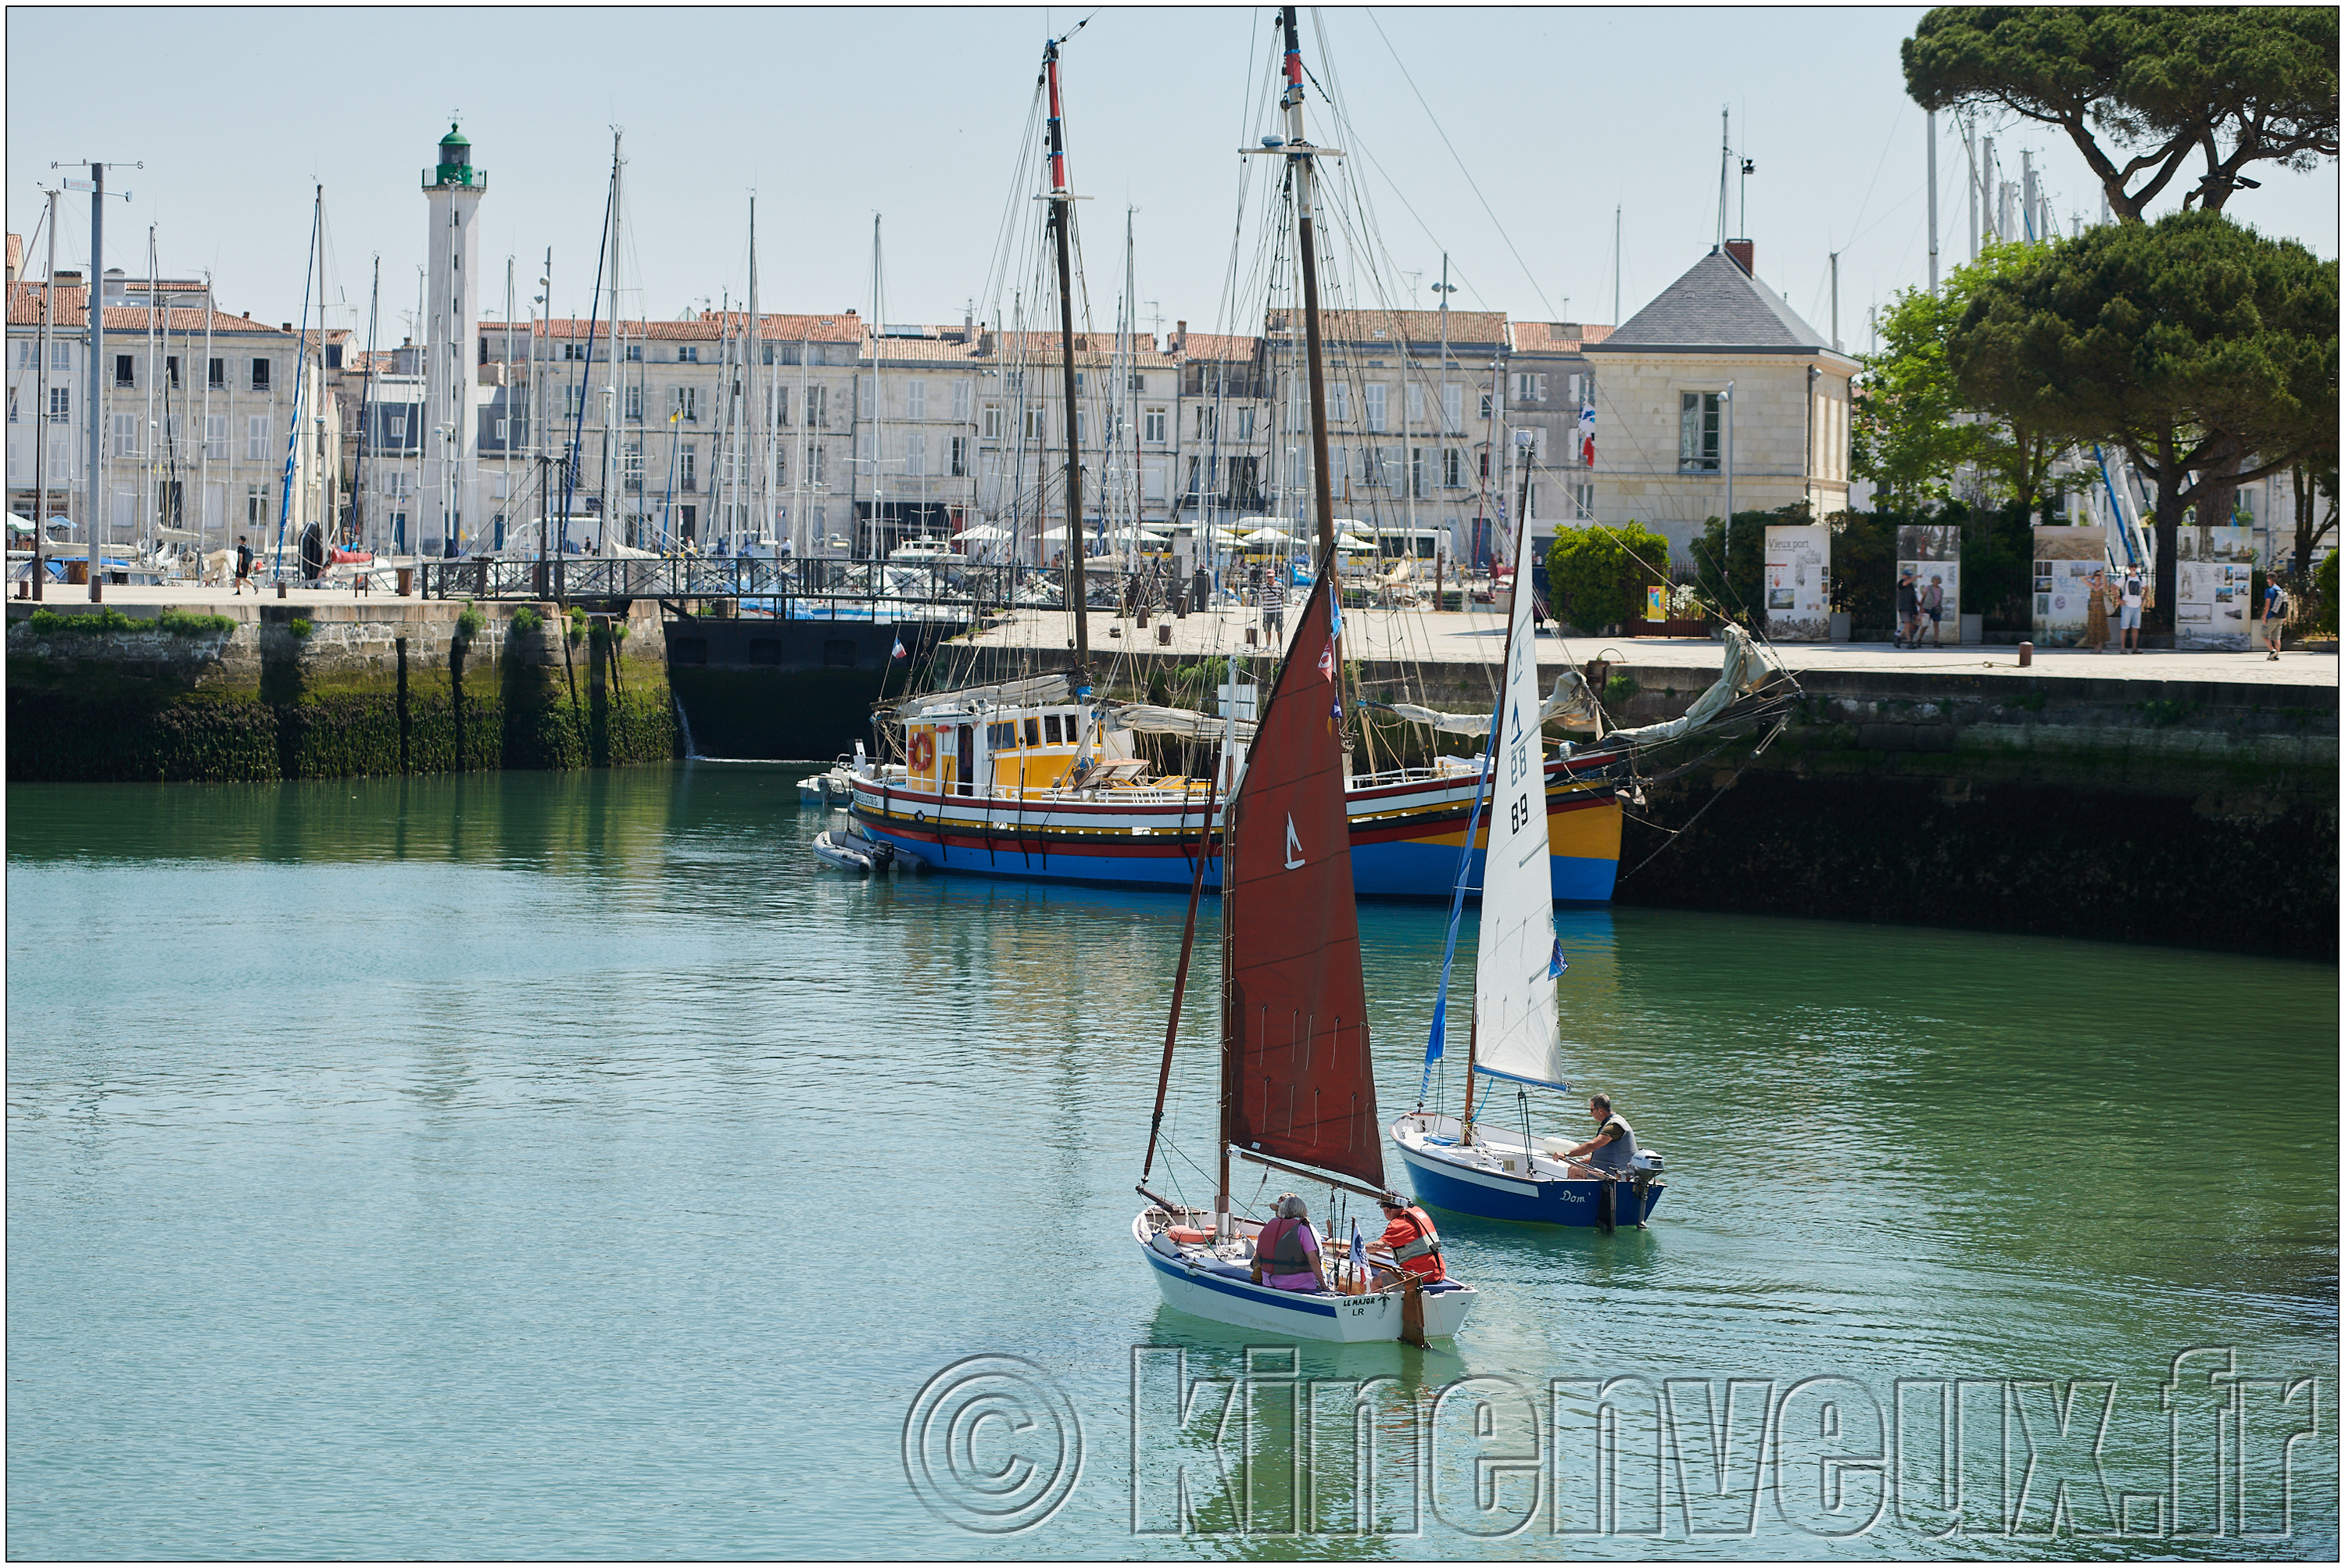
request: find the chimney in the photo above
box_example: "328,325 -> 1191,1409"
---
1175,320 -> 1187,354
1724,239 -> 1755,276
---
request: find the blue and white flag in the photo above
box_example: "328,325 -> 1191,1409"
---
1549,939 -> 1568,979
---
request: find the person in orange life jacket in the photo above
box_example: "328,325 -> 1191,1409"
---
1559,1091 -> 1638,1178
1369,1192 -> 1446,1287
1250,1192 -> 1327,1293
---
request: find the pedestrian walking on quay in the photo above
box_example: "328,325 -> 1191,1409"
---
233,535 -> 254,596
2121,572 -> 2144,653
1262,567 -> 1287,641
2264,575 -> 2287,659
1921,573 -> 1945,646
1895,568 -> 1921,649
2084,569 -> 2112,652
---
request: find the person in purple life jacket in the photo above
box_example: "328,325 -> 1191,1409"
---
1250,1192 -> 1326,1293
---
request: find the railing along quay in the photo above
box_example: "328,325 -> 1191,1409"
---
413,557 -> 1183,618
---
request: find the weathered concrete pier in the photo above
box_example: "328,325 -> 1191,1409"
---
7,591 -> 675,780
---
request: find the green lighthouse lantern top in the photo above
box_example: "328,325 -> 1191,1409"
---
424,121 -> 486,192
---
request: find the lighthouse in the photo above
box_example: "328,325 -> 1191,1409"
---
422,122 -> 485,553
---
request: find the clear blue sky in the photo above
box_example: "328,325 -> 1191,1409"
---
9,6 -> 2336,350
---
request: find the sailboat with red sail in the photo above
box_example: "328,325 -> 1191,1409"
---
1127,8 -> 1476,1345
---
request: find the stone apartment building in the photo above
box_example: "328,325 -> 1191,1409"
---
6,270 -> 340,554
1257,307 -> 1512,564
402,309 -> 868,553
968,328 -> 1182,557
1580,242 -> 1856,564
1505,320 -> 1609,559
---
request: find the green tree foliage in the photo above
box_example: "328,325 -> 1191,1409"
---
1544,521 -> 1673,632
1854,241 -> 2087,516
1826,510 -> 1898,626
1903,8 -> 2339,222
1957,502 -> 2040,631
2314,546 -> 2340,635
1948,210 -> 2337,630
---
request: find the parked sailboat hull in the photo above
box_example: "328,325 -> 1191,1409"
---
849,756 -> 1621,900
1133,1215 -> 1476,1341
1391,1115 -> 1666,1227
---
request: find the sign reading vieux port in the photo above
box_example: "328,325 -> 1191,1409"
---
2031,524 -> 2109,647
1762,524 -> 1830,642
2175,524 -> 2257,651
1896,523 -> 1960,645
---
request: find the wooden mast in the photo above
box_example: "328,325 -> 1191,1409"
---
1215,9 -> 1362,1231
1280,5 -> 1338,561
1043,34 -> 1090,689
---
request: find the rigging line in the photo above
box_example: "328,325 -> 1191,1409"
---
1362,7 -> 1559,322
1837,99 -> 1910,265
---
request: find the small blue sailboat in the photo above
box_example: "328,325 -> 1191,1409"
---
1389,499 -> 1667,1231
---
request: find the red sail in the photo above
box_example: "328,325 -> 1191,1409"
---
1222,569 -> 1385,1190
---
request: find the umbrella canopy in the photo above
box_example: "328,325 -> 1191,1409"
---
958,523 -> 1011,542
1241,526 -> 1291,545
1337,533 -> 1374,552
7,514 -> 35,534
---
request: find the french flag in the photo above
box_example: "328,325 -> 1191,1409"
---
891,637 -> 908,660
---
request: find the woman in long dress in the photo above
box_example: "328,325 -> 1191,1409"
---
2084,569 -> 2111,651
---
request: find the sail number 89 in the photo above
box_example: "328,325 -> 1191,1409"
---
1510,793 -> 1531,834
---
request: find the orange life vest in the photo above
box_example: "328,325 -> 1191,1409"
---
1384,1205 -> 1446,1282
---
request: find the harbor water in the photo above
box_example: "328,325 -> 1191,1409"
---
8,764 -> 2336,1559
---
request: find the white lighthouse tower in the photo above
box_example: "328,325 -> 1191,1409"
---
421,122 -> 485,553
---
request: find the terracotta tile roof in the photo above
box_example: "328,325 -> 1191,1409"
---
1174,332 -> 1260,361
1265,306 -> 1509,345
979,331 -> 1176,368
6,282 -> 307,336
5,234 -> 20,280
524,310 -> 867,343
863,335 -> 986,364
1509,320 -> 1613,353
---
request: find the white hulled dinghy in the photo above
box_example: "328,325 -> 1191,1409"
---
1391,481 -> 1669,1232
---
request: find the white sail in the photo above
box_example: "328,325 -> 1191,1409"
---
1472,524 -> 1567,1091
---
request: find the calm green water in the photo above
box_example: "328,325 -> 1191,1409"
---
8,766 -> 2336,1559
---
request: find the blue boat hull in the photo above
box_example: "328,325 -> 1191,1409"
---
1349,838 -> 1618,903
1394,1138 -> 1664,1226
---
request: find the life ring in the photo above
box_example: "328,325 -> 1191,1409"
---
909,730 -> 936,771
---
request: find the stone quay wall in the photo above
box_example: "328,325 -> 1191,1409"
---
950,644 -> 2340,960
7,600 -> 677,782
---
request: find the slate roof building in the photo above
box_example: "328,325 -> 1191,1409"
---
1581,242 -> 1856,563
